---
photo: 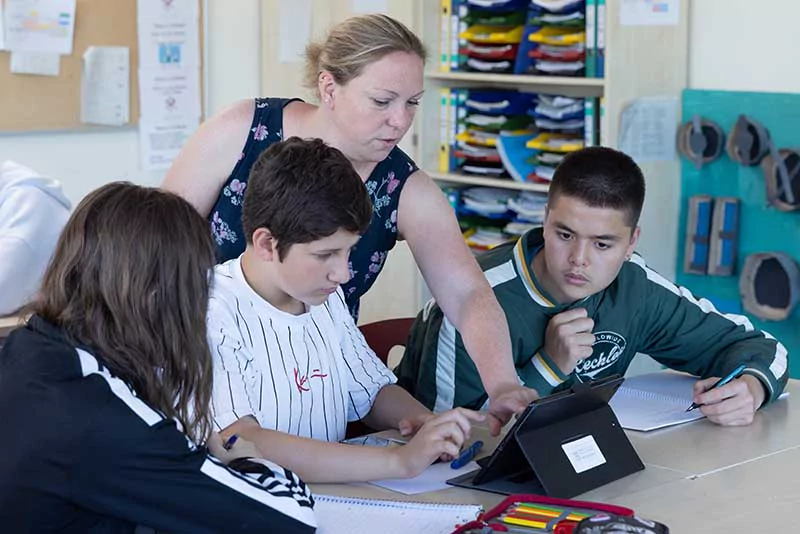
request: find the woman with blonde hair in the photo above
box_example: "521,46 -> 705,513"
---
163,13 -> 537,434
0,182 -> 316,532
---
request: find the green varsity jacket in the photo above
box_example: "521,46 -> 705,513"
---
395,228 -> 789,412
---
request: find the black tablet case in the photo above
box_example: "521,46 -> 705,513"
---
448,375 -> 644,498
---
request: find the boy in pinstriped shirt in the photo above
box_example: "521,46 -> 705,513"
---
206,137 -> 484,483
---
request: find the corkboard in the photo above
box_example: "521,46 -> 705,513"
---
0,0 -> 203,132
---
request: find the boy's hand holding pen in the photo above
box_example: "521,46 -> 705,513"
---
688,364 -> 766,426
686,364 -> 747,412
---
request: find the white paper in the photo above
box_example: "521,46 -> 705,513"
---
366,461 -> 479,495
4,0 -> 76,55
136,0 -> 199,21
611,372 -> 791,432
279,0 -> 311,63
620,0 -> 679,26
618,96 -> 679,163
352,0 -> 388,13
81,46 -> 130,126
562,435 -> 606,474
137,17 -> 200,69
139,117 -> 199,170
0,1 -> 6,50
10,51 -> 60,76
139,67 -> 201,121
315,494 -> 482,534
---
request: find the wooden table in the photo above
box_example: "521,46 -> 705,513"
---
313,380 -> 800,532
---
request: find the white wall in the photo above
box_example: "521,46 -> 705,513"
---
636,0 -> 800,280
688,0 -> 800,93
3,0 -> 798,309
0,0 -> 262,206
630,0 -> 800,377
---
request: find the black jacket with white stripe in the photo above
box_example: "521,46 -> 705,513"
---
0,315 -> 317,533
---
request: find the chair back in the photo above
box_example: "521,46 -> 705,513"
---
345,317 -> 415,439
358,317 -> 416,364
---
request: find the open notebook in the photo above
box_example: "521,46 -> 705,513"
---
611,371 -> 790,432
609,372 -> 706,431
314,494 -> 482,534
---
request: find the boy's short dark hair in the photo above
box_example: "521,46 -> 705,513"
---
242,137 -> 373,259
549,146 -> 646,228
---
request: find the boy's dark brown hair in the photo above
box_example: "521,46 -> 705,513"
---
549,146 -> 646,228
242,137 -> 373,259
30,182 -> 216,444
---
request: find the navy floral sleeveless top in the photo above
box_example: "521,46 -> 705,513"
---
209,97 -> 418,319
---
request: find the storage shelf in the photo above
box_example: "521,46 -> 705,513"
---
425,71 -> 605,96
428,171 -> 550,193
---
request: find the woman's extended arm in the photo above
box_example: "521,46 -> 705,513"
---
161,99 -> 254,216
397,171 -> 538,433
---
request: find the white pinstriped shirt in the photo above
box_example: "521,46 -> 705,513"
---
207,257 -> 395,442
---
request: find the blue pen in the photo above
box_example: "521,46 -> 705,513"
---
223,434 -> 239,450
686,363 -> 747,412
451,440 -> 484,469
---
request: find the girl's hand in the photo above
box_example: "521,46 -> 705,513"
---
207,432 -> 261,464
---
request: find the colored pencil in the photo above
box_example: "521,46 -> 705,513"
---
511,504 -> 589,522
501,515 -> 548,529
513,502 -> 591,517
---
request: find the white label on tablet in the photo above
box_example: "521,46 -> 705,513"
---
561,435 -> 606,474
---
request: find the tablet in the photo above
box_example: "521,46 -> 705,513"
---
449,374 -> 628,495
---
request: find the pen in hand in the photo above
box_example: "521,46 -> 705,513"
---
450,440 -> 484,469
223,434 -> 239,450
686,363 -> 747,412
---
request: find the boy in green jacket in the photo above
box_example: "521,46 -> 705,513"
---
396,147 -> 788,427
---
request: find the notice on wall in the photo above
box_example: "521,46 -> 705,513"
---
4,0 -> 76,54
10,51 -> 60,76
620,0 -> 679,26
136,0 -> 202,171
618,96 -> 679,163
139,117 -> 199,171
0,1 -> 6,50
137,17 -> 200,69
139,67 -> 201,121
137,0 -> 199,21
80,46 -> 130,126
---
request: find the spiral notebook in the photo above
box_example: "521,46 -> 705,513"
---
611,371 -> 791,431
314,494 -> 482,534
609,372 -> 705,431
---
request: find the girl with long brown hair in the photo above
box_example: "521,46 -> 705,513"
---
0,182 -> 316,532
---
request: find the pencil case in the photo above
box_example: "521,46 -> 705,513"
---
450,493 -> 634,534
573,513 -> 669,533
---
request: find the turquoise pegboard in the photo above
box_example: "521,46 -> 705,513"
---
676,89 -> 799,377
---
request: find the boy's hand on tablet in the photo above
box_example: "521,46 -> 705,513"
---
398,412 -> 436,437
393,408 -> 484,478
